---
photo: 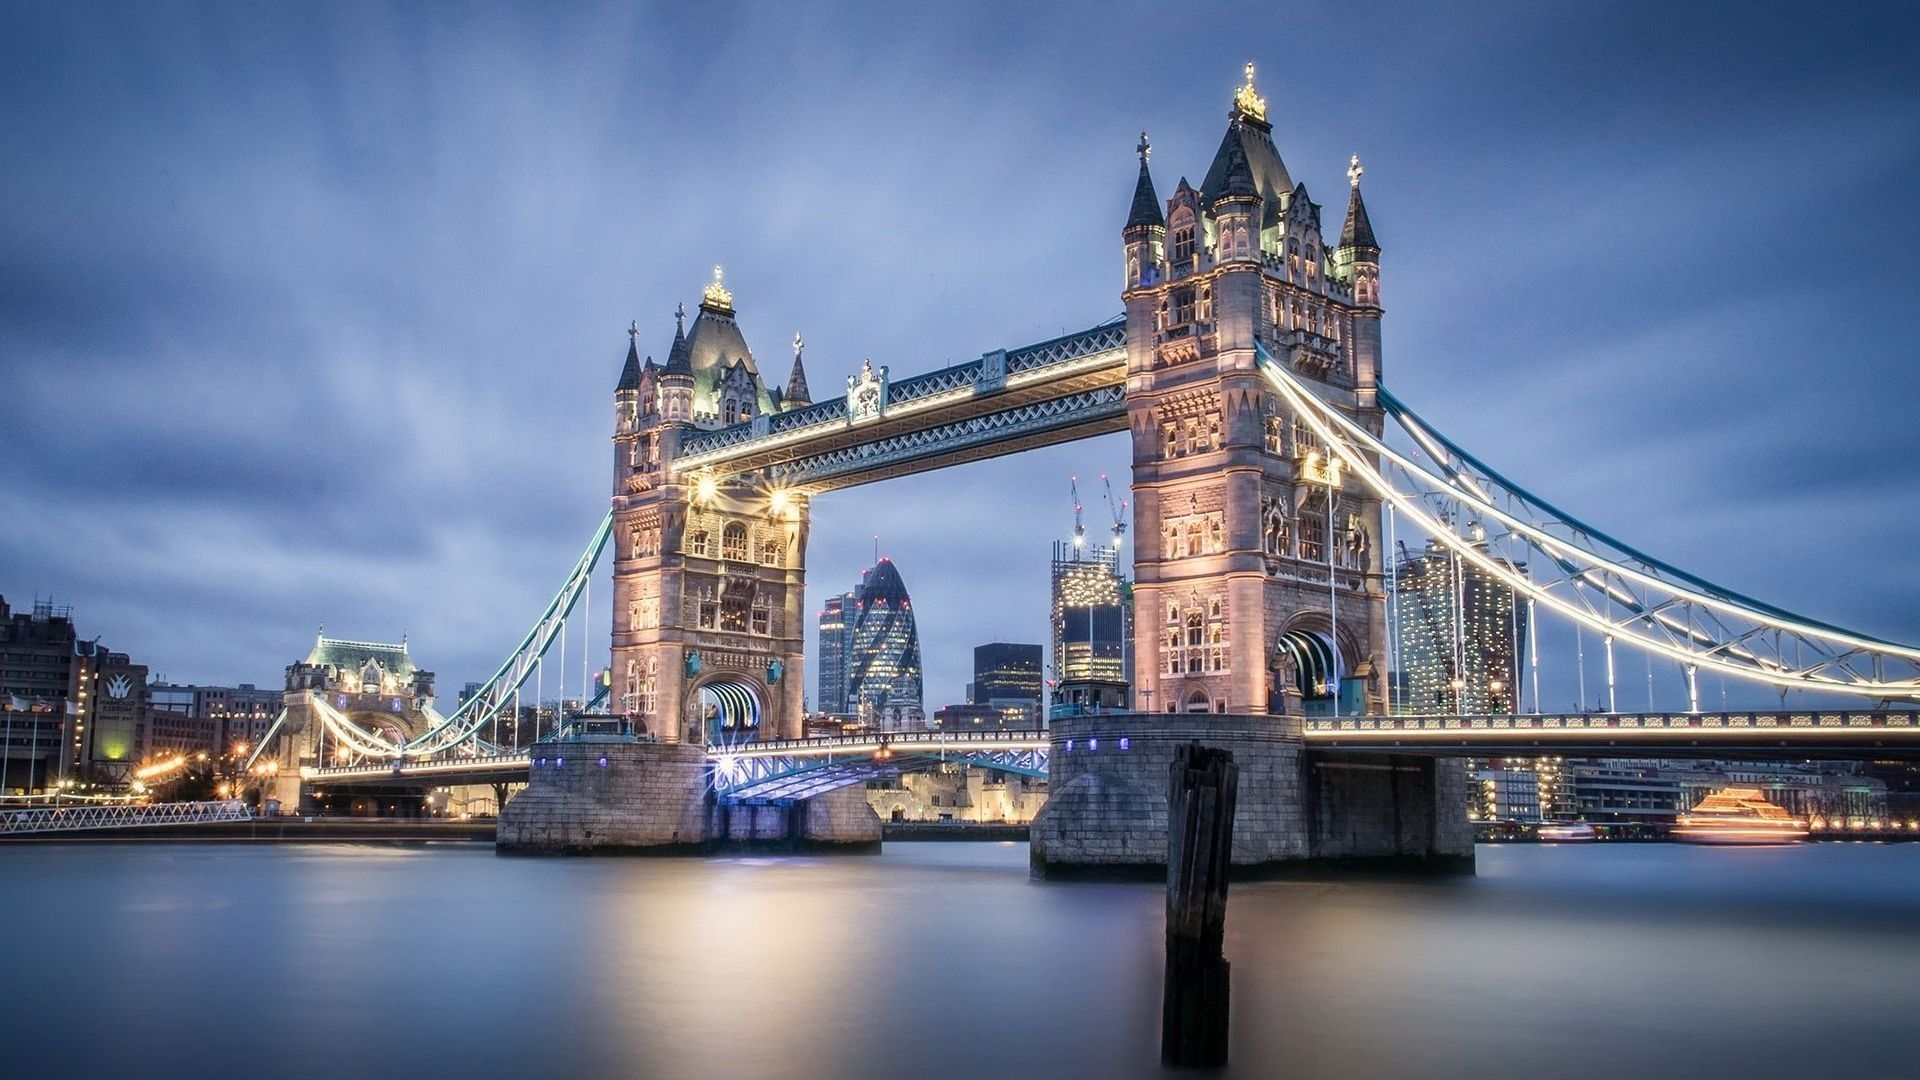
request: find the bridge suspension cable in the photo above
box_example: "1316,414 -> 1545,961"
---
1257,344 -> 1920,701
404,510 -> 614,754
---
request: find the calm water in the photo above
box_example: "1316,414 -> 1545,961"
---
4,841 -> 1918,1079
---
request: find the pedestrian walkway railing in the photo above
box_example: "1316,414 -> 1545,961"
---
0,799 -> 252,836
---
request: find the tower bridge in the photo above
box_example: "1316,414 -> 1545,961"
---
247,64 -> 1920,872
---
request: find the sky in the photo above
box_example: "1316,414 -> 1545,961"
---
3,1 -> 1919,714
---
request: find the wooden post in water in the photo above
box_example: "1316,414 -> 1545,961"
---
1162,742 -> 1237,1068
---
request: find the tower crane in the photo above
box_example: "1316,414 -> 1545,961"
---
1069,476 -> 1085,549
1100,473 -> 1128,550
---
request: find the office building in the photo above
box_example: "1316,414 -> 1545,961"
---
1393,540 -> 1527,714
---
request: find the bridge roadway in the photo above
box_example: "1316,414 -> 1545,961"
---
300,710 -> 1920,795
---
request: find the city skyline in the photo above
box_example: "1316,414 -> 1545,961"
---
4,4 -> 1919,715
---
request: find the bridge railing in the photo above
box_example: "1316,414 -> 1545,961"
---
0,799 -> 251,836
1304,711 -> 1920,736
714,728 -> 1051,757
303,752 -> 532,780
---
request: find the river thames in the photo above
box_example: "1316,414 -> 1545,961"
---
3,841 -> 1916,1079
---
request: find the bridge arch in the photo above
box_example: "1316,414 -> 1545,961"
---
692,676 -> 763,745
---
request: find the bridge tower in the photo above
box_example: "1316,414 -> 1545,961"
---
1124,65 -> 1388,719
611,270 -> 810,743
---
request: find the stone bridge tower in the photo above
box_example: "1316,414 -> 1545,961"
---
611,270 -> 811,743
1123,66 -> 1388,718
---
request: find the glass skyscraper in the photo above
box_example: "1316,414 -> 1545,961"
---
845,559 -> 924,728
816,591 -> 855,716
1392,540 -> 1527,715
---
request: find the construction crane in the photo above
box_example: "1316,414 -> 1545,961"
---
1100,473 -> 1128,549
1069,476 -> 1085,549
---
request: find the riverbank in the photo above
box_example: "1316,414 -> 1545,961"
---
0,817 -> 495,844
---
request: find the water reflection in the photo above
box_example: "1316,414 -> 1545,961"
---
1,841 -> 1917,1079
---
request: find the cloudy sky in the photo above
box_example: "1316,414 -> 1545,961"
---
4,2 -> 1918,713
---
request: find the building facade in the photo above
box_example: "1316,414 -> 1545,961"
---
611,271 -> 814,743
1122,65 -> 1388,718
971,641 -> 1043,718
1393,540 -> 1528,715
847,559 -> 924,729
816,591 -> 855,717
0,596 -> 77,791
1050,543 -> 1133,688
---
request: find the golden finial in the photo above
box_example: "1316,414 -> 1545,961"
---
1348,154 -> 1363,189
1233,61 -> 1267,123
702,264 -> 733,310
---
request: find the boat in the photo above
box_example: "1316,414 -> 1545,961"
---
1672,788 -> 1807,845
1535,821 -> 1597,843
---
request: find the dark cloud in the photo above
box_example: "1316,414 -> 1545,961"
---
3,1 -> 1918,708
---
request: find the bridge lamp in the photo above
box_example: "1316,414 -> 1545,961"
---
769,488 -> 790,514
695,474 -> 719,505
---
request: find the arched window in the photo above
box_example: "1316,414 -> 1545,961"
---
1170,210 -> 1196,268
721,522 -> 748,561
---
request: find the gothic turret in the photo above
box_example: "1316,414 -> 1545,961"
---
616,321 -> 643,393
1124,132 -> 1166,292
658,303 -> 695,422
785,332 -> 813,408
1334,155 -> 1383,394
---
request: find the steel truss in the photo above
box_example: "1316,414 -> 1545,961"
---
766,385 -> 1125,490
0,799 -> 251,836
1258,344 -> 1920,701
709,730 -> 1050,801
674,319 -> 1126,475
712,746 -> 1049,802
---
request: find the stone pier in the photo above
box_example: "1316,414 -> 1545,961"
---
496,735 -> 880,854
1031,713 -> 1472,877
497,737 -> 710,854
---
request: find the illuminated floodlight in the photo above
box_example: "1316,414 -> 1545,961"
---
770,488 -> 790,515
695,474 -> 719,504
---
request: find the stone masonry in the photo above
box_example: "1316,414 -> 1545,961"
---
1032,713 -> 1472,876
497,735 -> 882,854
497,738 -> 710,854
1032,713 -> 1309,874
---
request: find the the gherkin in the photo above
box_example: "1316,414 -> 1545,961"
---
847,559 -> 924,728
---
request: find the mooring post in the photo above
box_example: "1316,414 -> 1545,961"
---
1162,742 -> 1237,1068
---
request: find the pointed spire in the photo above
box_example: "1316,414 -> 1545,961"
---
617,320 -> 642,391
1219,138 -> 1258,201
1125,131 -> 1164,231
784,331 -> 812,407
1339,155 -> 1378,252
663,303 -> 693,376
